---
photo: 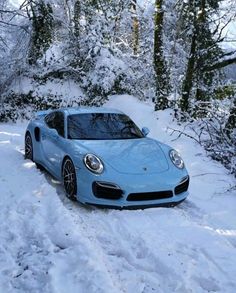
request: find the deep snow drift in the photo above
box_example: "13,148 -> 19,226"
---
0,95 -> 235,293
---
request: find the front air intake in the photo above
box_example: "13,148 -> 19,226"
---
127,190 -> 173,201
92,182 -> 123,200
175,176 -> 189,195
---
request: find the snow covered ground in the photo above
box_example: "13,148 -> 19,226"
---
0,95 -> 236,293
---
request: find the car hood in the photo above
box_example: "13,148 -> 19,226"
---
73,138 -> 169,175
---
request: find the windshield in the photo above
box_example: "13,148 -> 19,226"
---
67,113 -> 144,140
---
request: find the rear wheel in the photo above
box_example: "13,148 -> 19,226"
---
62,158 -> 77,201
25,133 -> 33,160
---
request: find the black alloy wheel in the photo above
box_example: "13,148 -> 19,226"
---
62,158 -> 77,201
25,133 -> 33,160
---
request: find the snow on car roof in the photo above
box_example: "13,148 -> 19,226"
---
64,107 -> 124,115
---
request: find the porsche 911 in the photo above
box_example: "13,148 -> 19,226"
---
25,108 -> 189,208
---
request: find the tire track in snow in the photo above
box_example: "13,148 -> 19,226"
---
177,199 -> 236,249
54,185 -> 190,293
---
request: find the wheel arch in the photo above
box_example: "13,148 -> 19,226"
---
25,124 -> 36,142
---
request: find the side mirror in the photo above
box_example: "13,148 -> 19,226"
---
142,127 -> 150,137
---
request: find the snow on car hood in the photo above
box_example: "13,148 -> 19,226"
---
74,138 -> 169,174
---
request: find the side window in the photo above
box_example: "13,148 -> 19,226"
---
54,112 -> 65,137
45,112 -> 65,137
45,112 -> 56,128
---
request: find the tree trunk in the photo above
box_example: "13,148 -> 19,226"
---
180,0 -> 207,113
63,0 -> 72,27
131,0 -> 139,55
225,98 -> 236,139
180,28 -> 197,112
153,0 -> 169,110
74,0 -> 80,39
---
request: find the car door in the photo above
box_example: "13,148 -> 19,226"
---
41,111 -> 66,177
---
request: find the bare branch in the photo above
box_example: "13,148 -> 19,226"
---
204,56 -> 236,72
167,126 -> 200,144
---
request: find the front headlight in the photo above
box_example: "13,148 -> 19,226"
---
84,154 -> 104,174
169,149 -> 184,169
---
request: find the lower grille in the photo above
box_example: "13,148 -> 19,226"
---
92,181 -> 123,200
127,190 -> 173,201
175,176 -> 189,195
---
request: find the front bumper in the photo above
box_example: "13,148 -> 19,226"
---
86,199 -> 187,209
75,166 -> 189,208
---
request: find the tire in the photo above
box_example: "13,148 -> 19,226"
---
62,158 -> 77,201
35,163 -> 45,171
25,133 -> 33,161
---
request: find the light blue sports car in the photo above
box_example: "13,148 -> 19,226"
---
25,107 -> 189,208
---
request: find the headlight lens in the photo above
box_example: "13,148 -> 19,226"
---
169,150 -> 184,169
84,154 -> 104,174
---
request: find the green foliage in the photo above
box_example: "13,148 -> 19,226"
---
213,85 -> 236,100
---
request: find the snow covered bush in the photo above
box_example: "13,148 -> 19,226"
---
82,47 -> 130,101
172,100 -> 236,176
0,91 -> 80,122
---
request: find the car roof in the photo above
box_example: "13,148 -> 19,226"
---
62,107 -> 124,115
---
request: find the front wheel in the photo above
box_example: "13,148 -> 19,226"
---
62,158 -> 77,201
25,133 -> 33,160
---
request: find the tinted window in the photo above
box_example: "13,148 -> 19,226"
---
45,112 -> 65,137
68,113 -> 144,140
45,112 -> 55,128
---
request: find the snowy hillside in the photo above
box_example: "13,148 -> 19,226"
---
0,95 -> 235,293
